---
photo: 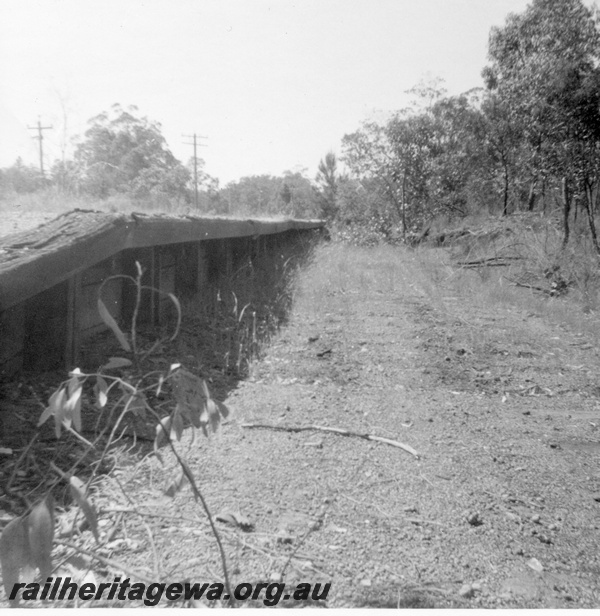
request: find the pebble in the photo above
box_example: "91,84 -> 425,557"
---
459,584 -> 474,598
531,514 -> 541,524
467,512 -> 483,526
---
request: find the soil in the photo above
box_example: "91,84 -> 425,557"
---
0,209 -> 56,238
3,241 -> 600,608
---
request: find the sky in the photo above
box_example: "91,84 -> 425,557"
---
0,0 -> 535,186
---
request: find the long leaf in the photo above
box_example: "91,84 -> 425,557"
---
101,357 -> 132,371
98,298 -> 131,351
94,376 -> 108,409
155,416 -> 172,451
167,293 -> 182,342
0,516 -> 29,605
70,477 -> 99,542
38,387 -> 65,427
165,470 -> 187,498
65,383 -> 83,432
27,496 -> 54,580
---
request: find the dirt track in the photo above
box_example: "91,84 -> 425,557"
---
4,241 -> 600,607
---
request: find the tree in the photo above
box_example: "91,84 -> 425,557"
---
315,152 -> 340,219
217,172 -> 320,217
341,121 -> 405,226
482,0 -> 600,241
0,158 -> 44,194
74,104 -> 190,202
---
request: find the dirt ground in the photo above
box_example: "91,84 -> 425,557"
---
4,241 -> 600,608
0,208 -> 56,238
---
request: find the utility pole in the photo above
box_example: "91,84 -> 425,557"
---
28,117 -> 53,177
182,133 -> 208,209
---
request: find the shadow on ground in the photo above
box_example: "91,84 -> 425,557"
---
0,232 -> 324,513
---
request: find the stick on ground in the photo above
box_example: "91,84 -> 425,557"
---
240,423 -> 419,459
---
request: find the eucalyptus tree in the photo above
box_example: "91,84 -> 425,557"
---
74,104 -> 190,203
482,0 -> 600,245
315,152 -> 340,220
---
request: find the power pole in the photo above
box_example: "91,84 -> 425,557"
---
182,133 -> 207,209
28,118 -> 53,177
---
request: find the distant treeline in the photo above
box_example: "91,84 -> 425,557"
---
3,0 -> 600,250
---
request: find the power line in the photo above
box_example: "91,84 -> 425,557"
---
182,133 -> 208,209
28,118 -> 53,177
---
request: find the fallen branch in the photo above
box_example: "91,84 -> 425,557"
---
506,279 -> 553,295
457,256 -> 523,267
240,423 -> 419,459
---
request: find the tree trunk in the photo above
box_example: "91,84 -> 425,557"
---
583,181 -> 600,255
401,172 -> 407,238
502,161 -> 509,217
562,177 -> 571,248
541,178 -> 546,213
527,178 -> 537,211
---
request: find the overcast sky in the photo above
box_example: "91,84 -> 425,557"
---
1,0 -> 533,185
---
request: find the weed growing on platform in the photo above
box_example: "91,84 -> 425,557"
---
0,262 -> 234,607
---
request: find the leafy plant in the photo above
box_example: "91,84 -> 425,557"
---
0,261 -> 232,606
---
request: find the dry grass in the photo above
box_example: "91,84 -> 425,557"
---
298,215 -> 600,356
414,213 -> 600,347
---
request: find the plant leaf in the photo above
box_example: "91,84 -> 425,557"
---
98,298 -> 131,351
0,515 -> 29,605
155,416 -> 171,451
156,374 -> 165,396
27,495 -> 54,580
65,382 -> 83,432
167,293 -> 182,342
101,357 -> 132,371
38,387 -> 66,427
94,376 -> 109,409
206,398 -> 220,433
165,469 -> 187,497
216,400 -> 231,420
49,388 -> 69,438
69,477 -> 99,542
171,409 -> 184,442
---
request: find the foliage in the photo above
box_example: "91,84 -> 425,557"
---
315,152 -> 340,220
340,81 -> 493,234
483,0 -> 600,244
74,104 -> 191,202
0,263 -> 233,606
0,158 -> 45,195
216,171 -> 320,218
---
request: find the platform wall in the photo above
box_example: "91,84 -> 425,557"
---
0,228 -> 320,378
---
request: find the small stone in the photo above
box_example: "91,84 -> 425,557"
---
548,523 -> 558,531
360,579 -> 372,587
269,572 -> 282,583
467,512 -> 483,526
459,584 -> 474,598
531,514 -> 541,524
527,557 -> 544,572
276,530 -> 294,545
514,547 -> 525,556
522,410 -> 531,415
305,440 -> 324,448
